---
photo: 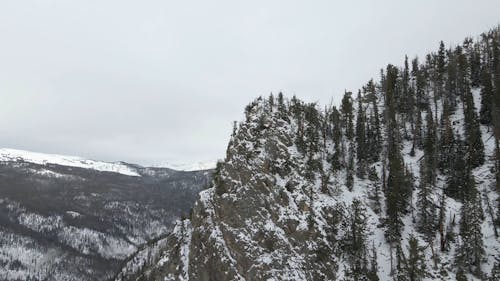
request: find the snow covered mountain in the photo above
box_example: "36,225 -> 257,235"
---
116,28 -> 500,281
0,149 -> 212,281
0,148 -> 141,176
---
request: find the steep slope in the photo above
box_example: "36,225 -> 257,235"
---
123,28 -> 500,281
0,150 -> 212,281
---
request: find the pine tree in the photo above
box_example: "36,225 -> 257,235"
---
444,134 -> 468,200
491,33 -> 500,193
342,199 -> 370,280
466,38 -> 482,87
329,106 -> 343,172
434,41 -> 447,101
367,242 -> 380,281
416,160 -> 437,242
491,32 -> 500,144
422,107 -> 437,185
356,92 -> 368,178
480,69 -> 493,125
456,180 -> 485,276
438,107 -> 455,174
276,92 -> 288,121
463,88 -> 485,168
367,79 -> 382,162
437,41 -> 447,81
346,142 -> 355,191
268,93 -> 274,110
456,45 -> 470,102
304,103 -> 322,180
368,167 -> 382,214
341,91 -> 355,140
438,192 -> 449,252
395,244 -> 408,281
445,48 -> 457,111
402,55 -> 415,127
412,57 -> 426,109
412,110 -> 423,152
385,64 -> 411,243
403,235 -> 427,281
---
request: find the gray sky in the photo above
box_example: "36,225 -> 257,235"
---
1,0 -> 499,166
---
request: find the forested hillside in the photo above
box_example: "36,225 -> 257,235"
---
0,150 -> 211,281
120,27 -> 500,281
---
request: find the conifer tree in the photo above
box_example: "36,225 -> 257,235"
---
422,107 -> 437,185
343,199 -> 369,255
491,33 -> 500,193
480,69 -> 493,125
438,107 -> 455,174
277,92 -> 284,107
412,57 -> 426,109
445,49 -> 457,110
455,176 -> 485,276
385,65 -> 411,243
367,242 -> 380,281
416,159 -> 436,242
368,167 -> 382,214
346,142 -> 355,191
276,92 -> 289,121
437,41 -> 447,81
329,107 -> 343,172
402,55 -> 415,127
394,244 -> 408,281
342,199 -> 369,280
367,79 -> 382,162
438,192 -> 449,252
412,110 -> 423,154
341,91 -> 355,140
445,134 -> 470,201
268,93 -> 274,110
456,45 -> 470,102
355,92 -> 368,178
463,87 -> 485,168
403,235 -> 427,281
491,34 -> 500,141
466,38 -> 482,87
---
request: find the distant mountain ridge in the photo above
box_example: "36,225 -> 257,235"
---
157,160 -> 217,172
0,148 -> 215,176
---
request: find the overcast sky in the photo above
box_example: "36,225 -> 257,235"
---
1,0 -> 499,166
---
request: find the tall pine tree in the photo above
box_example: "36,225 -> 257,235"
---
463,87 -> 485,168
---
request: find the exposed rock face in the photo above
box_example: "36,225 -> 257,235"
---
132,98 -> 346,281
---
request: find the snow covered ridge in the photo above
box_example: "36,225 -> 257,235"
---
0,148 -> 141,176
0,148 -> 216,175
158,160 -> 217,171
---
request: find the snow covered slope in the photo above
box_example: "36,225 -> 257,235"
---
0,148 -> 140,176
